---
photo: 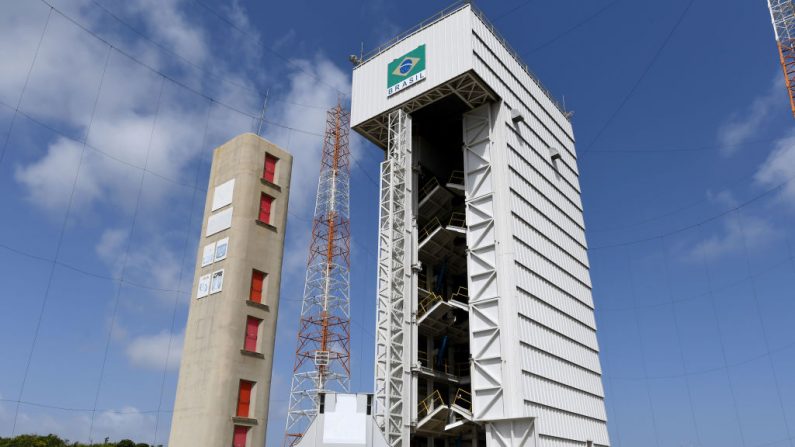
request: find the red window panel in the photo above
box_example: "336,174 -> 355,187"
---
259,193 -> 273,224
237,380 -> 254,417
244,316 -> 261,352
263,154 -> 278,183
233,425 -> 248,447
249,270 -> 264,303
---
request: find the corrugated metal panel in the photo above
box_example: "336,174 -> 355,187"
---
509,173 -> 586,248
515,263 -> 596,329
507,147 -> 584,225
517,288 -> 598,351
470,26 -> 574,144
470,31 -> 578,170
514,240 -> 593,307
350,7 -> 473,127
517,315 -> 601,373
537,436 -> 580,447
512,215 -> 591,287
525,402 -> 610,445
470,16 -> 573,138
539,435 -> 601,447
504,122 -> 580,194
521,372 -> 606,420
470,54 -> 579,179
521,343 -> 604,398
505,127 -> 581,207
465,12 -> 611,446
509,192 -> 587,262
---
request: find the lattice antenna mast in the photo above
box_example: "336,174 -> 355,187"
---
769,0 -> 795,117
284,103 -> 352,447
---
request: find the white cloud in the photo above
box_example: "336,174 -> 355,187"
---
89,406 -> 157,443
96,227 -> 127,260
14,138 -> 98,212
687,212 -> 779,261
754,131 -> 795,209
360,0 -> 401,49
109,317 -> 129,342
263,55 -> 353,275
126,329 -> 183,371
0,392 -> 158,443
705,189 -> 738,208
717,75 -> 785,156
4,1 -> 253,219
7,1 -> 356,227
0,2 -> 359,444
95,227 -> 187,300
125,0 -> 208,65
9,404 -> 157,444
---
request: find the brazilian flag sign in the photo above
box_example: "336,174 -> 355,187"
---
387,45 -> 426,97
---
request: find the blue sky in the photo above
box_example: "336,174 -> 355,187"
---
0,0 -> 794,446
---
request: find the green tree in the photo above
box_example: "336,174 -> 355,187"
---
0,434 -> 66,447
0,434 -> 152,447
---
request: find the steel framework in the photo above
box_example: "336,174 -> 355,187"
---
285,104 -> 352,447
769,0 -> 795,117
374,109 -> 412,447
462,104 -> 506,422
355,73 -> 494,148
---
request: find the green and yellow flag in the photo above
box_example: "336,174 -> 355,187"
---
387,45 -> 426,95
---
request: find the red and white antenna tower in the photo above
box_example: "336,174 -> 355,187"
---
284,103 -> 352,447
768,0 -> 795,117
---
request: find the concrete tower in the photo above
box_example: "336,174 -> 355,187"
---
169,133 -> 293,447
351,4 -> 610,447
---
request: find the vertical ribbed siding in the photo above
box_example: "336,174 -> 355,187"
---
471,54 -> 579,178
525,402 -> 610,446
351,7 -> 473,128
469,26 -> 574,144
512,216 -> 590,287
514,241 -> 593,308
508,169 -> 585,241
515,263 -> 595,329
517,316 -> 601,373
507,146 -> 584,225
509,188 -> 587,254
470,22 -> 577,167
470,10 -> 610,446
517,289 -> 598,351
521,372 -> 606,420
505,125 -> 581,201
540,434 -> 608,447
520,344 -> 604,397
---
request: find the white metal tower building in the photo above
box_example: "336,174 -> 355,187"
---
351,3 -> 610,447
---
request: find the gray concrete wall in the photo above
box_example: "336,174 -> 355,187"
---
169,133 -> 293,447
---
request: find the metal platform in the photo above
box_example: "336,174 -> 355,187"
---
446,171 -> 465,196
446,388 -> 475,434
416,391 -> 450,434
417,300 -> 468,343
418,177 -> 454,218
418,214 -> 467,276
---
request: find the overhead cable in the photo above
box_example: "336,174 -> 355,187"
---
37,0 -> 325,136
12,44 -> 113,438
590,174 -> 792,250
0,6 -> 52,168
191,0 -> 350,99
582,0 -> 696,154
